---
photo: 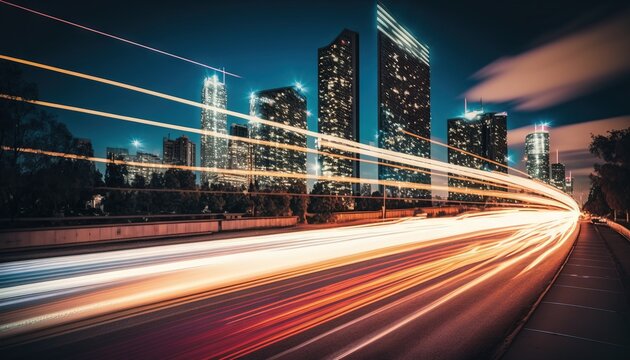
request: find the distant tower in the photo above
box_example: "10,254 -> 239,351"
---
249,86 -> 307,190
224,124 -> 251,189
565,172 -> 574,195
525,125 -> 550,183
163,135 -> 196,167
200,75 -> 228,185
550,149 -> 566,192
377,2 -> 431,199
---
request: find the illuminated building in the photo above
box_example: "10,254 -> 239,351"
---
163,134 -> 196,166
551,163 -> 566,192
126,151 -> 162,184
224,124 -> 252,188
317,29 -> 360,195
106,147 -> 128,159
200,75 -> 228,186
565,173 -> 573,195
377,2 -> 431,199
525,126 -> 550,182
447,110 -> 508,202
249,86 -> 307,190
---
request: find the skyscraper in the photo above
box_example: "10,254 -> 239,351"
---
224,123 -> 251,188
447,111 -> 508,202
565,173 -> 574,195
377,2 -> 431,199
163,134 -> 196,166
525,126 -> 550,182
249,86 -> 307,190
317,29 -> 360,195
200,75 -> 228,185
551,154 -> 566,193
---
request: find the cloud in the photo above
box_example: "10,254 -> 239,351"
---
507,116 -> 629,205
465,14 -> 630,110
507,116 -> 630,152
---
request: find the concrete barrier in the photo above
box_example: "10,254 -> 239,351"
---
331,206 -> 466,223
607,220 -> 630,242
0,216 -> 298,251
0,220 -> 220,250
220,216 -> 298,232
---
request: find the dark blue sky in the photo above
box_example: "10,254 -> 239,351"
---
1,0 -> 628,191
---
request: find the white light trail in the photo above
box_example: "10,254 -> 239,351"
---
0,1 -> 240,78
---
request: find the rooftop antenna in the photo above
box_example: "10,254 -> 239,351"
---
464,97 -> 468,113
556,149 -> 559,163
222,67 -> 226,84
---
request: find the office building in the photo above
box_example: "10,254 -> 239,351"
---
224,124 -> 252,188
551,163 -> 566,192
317,29 -> 360,195
249,86 -> 307,190
106,147 -> 128,159
163,134 -> 196,166
525,126 -> 550,182
447,110 -> 508,202
377,2 -> 431,199
200,75 -> 228,185
126,151 -> 162,184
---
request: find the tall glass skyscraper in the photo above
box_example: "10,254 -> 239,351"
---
525,128 -> 550,182
317,29 -> 360,195
447,111 -> 508,202
249,86 -> 307,190
200,75 -> 228,185
377,2 -> 431,199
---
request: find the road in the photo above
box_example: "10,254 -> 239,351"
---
0,209 -> 579,359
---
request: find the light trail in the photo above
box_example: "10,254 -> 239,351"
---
0,1 -> 240,78
1,145 -> 572,210
0,93 -> 517,192
0,55 -> 578,212
399,128 -> 530,177
0,209 -> 579,358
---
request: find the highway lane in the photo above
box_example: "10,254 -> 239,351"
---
0,209 -> 579,359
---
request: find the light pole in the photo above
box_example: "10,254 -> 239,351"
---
382,185 -> 386,220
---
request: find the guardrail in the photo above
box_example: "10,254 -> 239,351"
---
607,220 -> 630,242
0,216 -> 297,251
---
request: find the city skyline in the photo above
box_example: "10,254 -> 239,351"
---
2,1 -> 628,204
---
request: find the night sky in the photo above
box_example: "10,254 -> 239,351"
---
1,0 -> 629,201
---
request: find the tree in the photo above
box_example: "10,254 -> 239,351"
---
288,182 -> 309,223
587,127 -> 630,214
583,178 -> 611,216
308,181 -> 346,223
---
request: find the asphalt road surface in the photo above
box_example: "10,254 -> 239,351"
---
0,209 -> 579,359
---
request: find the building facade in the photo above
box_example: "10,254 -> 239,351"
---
551,162 -> 566,192
224,123 -> 252,189
106,147 -> 128,159
317,29 -> 360,195
447,111 -> 508,202
565,174 -> 573,195
249,86 -> 307,190
126,151 -> 162,185
377,2 -> 431,199
163,135 -> 196,166
200,75 -> 228,185
525,129 -> 550,182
